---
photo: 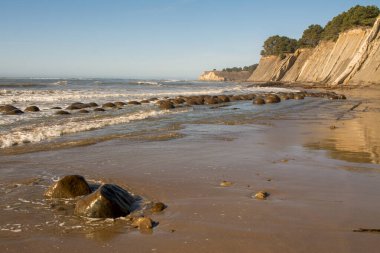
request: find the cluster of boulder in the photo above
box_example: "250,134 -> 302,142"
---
45,175 -> 165,231
0,105 -> 40,115
155,91 -> 346,110
1,91 -> 347,116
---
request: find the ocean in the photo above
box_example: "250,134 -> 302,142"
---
0,78 -> 295,151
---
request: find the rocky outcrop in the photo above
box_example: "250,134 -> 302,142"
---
248,16 -> 380,86
74,184 -> 135,218
199,70 -> 252,81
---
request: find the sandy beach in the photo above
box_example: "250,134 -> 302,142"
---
1,85 -> 379,253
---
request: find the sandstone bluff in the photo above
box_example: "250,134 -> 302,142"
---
200,16 -> 380,86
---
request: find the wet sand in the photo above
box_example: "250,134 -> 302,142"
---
1,86 -> 380,253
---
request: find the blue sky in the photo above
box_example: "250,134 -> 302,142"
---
0,0 -> 379,79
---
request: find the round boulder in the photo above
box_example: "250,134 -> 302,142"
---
114,101 -> 126,107
25,106 -> 40,112
66,102 -> 88,110
253,97 -> 266,105
0,105 -> 23,115
55,110 -> 70,115
74,184 -> 135,218
78,109 -> 90,113
151,202 -> 166,213
3,109 -> 24,115
102,102 -> 117,109
217,95 -> 230,103
132,216 -> 153,230
128,101 -> 141,105
88,102 -> 99,107
294,94 -> 305,100
158,100 -> 175,110
44,175 -> 92,198
265,95 -> 281,104
94,108 -> 105,112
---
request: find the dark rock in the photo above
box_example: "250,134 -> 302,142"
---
128,101 -> 141,105
140,100 -> 150,104
149,97 -> 158,101
102,102 -> 117,109
78,109 -> 90,113
0,104 -> 17,112
265,95 -> 281,104
94,108 -> 105,112
55,110 -> 70,115
25,106 -> 40,112
114,101 -> 126,107
51,106 -> 62,110
45,175 -> 92,198
66,102 -> 88,110
3,109 -> 24,115
151,202 -> 166,213
253,97 -> 266,105
88,102 -> 98,107
74,184 -> 135,218
158,100 -> 175,110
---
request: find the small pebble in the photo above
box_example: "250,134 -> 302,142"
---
220,180 -> 233,187
254,191 -> 269,200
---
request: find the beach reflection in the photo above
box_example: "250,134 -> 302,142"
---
306,90 -> 380,165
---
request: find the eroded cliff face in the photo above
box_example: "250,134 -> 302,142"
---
199,70 -> 252,82
248,16 -> 380,85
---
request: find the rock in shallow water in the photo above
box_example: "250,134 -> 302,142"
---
253,97 -> 266,105
25,106 -> 40,112
132,216 -> 153,230
45,175 -> 92,198
74,184 -> 135,218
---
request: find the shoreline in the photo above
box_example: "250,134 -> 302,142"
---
1,85 -> 380,252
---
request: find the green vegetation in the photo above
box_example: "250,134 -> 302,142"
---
322,5 -> 379,41
260,35 -> 298,56
298,24 -> 324,48
260,5 -> 379,56
222,64 -> 258,73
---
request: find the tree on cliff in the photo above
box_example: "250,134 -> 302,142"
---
222,64 -> 258,73
322,5 -> 380,41
298,24 -> 324,48
260,35 -> 298,57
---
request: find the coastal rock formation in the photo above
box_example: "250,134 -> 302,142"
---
45,175 -> 92,198
74,184 -> 135,218
199,70 -> 252,82
248,17 -> 380,86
